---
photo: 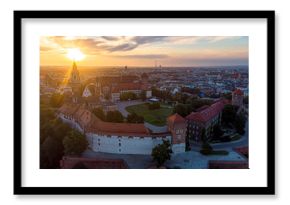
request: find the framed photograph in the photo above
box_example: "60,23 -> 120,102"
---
14,10 -> 275,195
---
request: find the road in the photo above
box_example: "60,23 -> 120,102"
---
116,100 -> 169,133
116,100 -> 144,117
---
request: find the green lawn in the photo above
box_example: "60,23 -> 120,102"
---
125,103 -> 173,126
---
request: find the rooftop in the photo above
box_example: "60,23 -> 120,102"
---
233,89 -> 244,96
60,156 -> 128,169
87,118 -> 152,137
167,113 -> 187,124
186,101 -> 224,123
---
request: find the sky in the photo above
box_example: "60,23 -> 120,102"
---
40,36 -> 248,67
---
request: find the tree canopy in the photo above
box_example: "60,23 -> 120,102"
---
106,110 -> 124,123
151,140 -> 172,168
63,131 -> 88,156
92,107 -> 106,121
49,93 -> 64,108
127,112 -> 144,123
120,92 -> 137,101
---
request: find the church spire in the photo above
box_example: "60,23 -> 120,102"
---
72,60 -> 77,70
69,61 -> 80,84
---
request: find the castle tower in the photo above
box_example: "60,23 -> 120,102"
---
167,113 -> 187,154
232,89 -> 244,107
69,61 -> 81,94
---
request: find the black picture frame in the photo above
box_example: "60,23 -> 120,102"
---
14,10 -> 275,195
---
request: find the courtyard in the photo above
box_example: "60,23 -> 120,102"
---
125,103 -> 173,126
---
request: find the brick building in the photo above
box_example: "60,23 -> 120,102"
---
186,101 -> 224,142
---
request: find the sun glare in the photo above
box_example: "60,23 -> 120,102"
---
66,48 -> 85,61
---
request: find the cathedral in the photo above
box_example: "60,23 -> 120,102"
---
68,61 -> 81,94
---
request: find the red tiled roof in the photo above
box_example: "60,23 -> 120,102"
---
78,110 -> 97,128
58,103 -> 80,115
195,105 -> 210,112
118,82 -> 141,91
60,156 -> 128,169
87,119 -> 151,137
208,160 -> 248,169
186,101 -> 224,123
111,87 -> 120,93
233,89 -> 243,96
167,113 -> 186,124
58,103 -> 158,137
234,147 -> 249,155
73,105 -> 87,120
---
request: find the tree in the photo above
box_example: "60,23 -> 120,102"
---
63,131 -> 88,156
140,90 -> 147,101
40,117 -> 72,168
212,124 -> 224,140
222,104 -> 238,126
92,107 -> 106,121
200,142 -> 213,155
106,110 -> 124,123
151,140 -> 172,168
235,113 -> 246,135
190,99 -> 213,112
127,112 -> 144,123
40,136 -> 64,168
148,102 -> 160,110
222,92 -> 232,100
173,103 -> 189,117
49,93 -> 64,108
243,96 -> 249,105
120,92 -> 137,101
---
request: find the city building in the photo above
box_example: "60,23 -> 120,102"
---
186,101 -> 224,142
111,82 -> 151,102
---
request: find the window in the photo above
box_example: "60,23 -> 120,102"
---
119,143 -> 121,146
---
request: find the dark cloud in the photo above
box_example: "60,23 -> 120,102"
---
105,36 -> 168,52
113,54 -> 169,59
102,36 -> 120,41
42,36 -> 171,54
108,43 -> 138,52
132,36 -> 168,45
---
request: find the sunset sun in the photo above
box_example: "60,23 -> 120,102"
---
66,48 -> 85,61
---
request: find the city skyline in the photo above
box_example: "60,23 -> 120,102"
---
40,36 -> 248,67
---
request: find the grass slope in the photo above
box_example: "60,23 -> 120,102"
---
125,103 -> 173,126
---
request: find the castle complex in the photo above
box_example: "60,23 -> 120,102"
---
57,61 -> 228,155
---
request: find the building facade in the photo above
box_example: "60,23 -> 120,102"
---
167,113 -> 187,153
186,101 -> 224,142
58,104 -> 185,155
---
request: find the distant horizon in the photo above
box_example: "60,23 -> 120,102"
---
40,64 -> 248,69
